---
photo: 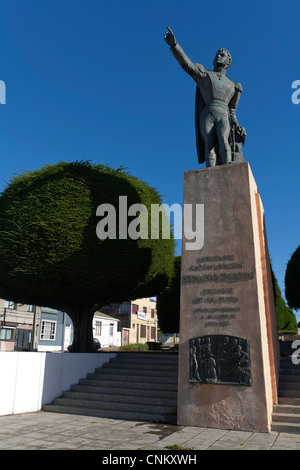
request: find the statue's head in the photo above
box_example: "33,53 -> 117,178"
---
213,48 -> 232,71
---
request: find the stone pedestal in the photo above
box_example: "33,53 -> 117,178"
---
178,162 -> 280,432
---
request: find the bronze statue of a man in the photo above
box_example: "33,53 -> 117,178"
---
164,27 -> 246,167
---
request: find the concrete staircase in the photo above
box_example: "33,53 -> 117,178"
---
43,352 -> 178,424
272,341 -> 300,433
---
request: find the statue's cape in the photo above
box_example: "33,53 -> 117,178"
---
195,85 -> 206,164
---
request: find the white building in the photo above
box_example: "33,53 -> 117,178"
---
93,312 -> 121,348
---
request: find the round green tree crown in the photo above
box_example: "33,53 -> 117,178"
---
0,161 -> 174,314
285,245 -> 300,310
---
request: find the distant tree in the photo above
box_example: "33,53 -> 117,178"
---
157,256 -> 181,334
271,267 -> 297,332
0,161 -> 174,352
285,245 -> 300,310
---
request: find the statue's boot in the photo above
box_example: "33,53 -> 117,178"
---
220,149 -> 232,165
205,152 -> 217,167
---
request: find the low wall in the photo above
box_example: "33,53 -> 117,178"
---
0,351 -> 117,416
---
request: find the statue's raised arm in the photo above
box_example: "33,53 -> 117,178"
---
164,27 -> 246,167
164,27 -> 206,81
164,27 -> 176,47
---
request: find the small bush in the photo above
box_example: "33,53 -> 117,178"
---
119,343 -> 149,352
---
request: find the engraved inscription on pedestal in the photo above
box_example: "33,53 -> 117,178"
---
189,334 -> 251,386
182,254 -> 255,329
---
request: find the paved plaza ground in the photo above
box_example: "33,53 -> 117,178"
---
0,411 -> 299,451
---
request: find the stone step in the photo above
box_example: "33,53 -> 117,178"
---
109,353 -> 178,362
272,412 -> 300,423
42,403 -> 177,424
70,384 -> 178,399
63,390 -> 177,407
94,367 -> 177,378
278,397 -> 300,406
278,389 -> 300,399
280,343 -> 293,348
279,368 -> 300,376
51,397 -> 177,416
279,382 -> 300,390
110,353 -> 178,362
43,352 -> 179,424
102,361 -> 178,372
85,372 -> 178,384
271,421 -> 300,434
279,375 -> 300,384
273,404 -> 300,415
279,367 -> 300,373
279,357 -> 300,366
280,348 -> 295,355
279,366 -> 300,373
271,351 -> 300,433
78,378 -> 178,391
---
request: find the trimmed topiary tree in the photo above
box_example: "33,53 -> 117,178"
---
271,267 -> 297,333
157,255 -> 181,334
0,161 -> 175,351
285,245 -> 300,310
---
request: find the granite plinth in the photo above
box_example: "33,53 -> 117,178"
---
178,162 -> 280,432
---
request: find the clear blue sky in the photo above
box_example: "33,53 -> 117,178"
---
0,0 -> 299,317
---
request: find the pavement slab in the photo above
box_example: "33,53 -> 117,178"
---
0,411 -> 300,451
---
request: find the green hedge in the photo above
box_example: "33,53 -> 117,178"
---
119,343 -> 149,352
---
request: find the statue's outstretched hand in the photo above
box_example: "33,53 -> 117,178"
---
164,27 -> 176,47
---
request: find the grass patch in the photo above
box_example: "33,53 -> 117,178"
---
165,444 -> 194,450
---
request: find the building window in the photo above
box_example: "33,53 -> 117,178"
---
4,300 -> 17,310
132,304 -> 138,314
0,328 -> 15,341
40,320 -> 56,340
95,321 -> 102,335
151,327 -> 156,340
151,309 -> 155,318
143,307 -> 147,314
140,325 -> 147,338
27,305 -> 34,312
109,323 -> 114,336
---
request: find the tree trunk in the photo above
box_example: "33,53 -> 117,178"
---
67,306 -> 95,353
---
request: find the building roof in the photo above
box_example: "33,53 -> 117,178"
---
41,307 -> 61,313
94,311 -> 119,321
